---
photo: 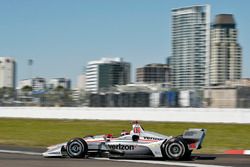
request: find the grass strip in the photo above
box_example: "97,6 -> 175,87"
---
0,118 -> 249,153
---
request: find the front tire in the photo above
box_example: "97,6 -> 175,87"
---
66,138 -> 88,158
161,138 -> 189,160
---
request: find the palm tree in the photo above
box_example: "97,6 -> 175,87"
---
21,86 -> 33,96
1,87 -> 14,98
49,86 -> 74,106
0,87 -> 15,105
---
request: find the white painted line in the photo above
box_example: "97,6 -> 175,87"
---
244,150 -> 250,155
93,158 -> 232,167
0,149 -> 42,156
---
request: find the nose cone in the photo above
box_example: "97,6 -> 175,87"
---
42,146 -> 64,157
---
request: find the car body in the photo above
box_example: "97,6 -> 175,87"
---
43,122 -> 206,160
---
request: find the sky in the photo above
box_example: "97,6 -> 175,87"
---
0,0 -> 249,87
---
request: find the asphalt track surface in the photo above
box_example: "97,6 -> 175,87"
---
0,145 -> 249,167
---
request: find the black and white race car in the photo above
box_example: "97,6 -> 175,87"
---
43,121 -> 206,160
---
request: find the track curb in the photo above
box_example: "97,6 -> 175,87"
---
224,150 -> 250,155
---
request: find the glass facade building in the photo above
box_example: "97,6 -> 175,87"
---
86,58 -> 130,93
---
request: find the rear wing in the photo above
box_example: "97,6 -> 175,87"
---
182,129 -> 206,150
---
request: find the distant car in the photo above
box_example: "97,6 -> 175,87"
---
43,121 -> 206,160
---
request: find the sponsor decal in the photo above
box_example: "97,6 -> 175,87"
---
143,137 -> 163,140
108,144 -> 135,150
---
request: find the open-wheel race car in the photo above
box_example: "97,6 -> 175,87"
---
43,121 -> 206,160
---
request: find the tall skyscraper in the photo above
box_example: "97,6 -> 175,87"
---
85,58 -> 130,93
170,5 -> 210,90
209,14 -> 242,86
0,57 -> 16,88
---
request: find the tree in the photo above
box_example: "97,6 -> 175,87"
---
47,86 -> 74,107
21,86 -> 33,95
0,87 -> 15,104
75,90 -> 89,106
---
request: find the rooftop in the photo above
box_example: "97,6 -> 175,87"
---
214,14 -> 235,25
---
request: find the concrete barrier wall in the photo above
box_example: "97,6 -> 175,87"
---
0,107 -> 250,124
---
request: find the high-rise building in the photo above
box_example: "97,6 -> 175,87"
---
0,57 -> 16,88
209,14 -> 241,86
170,5 -> 210,90
48,78 -> 71,89
85,58 -> 130,93
136,64 -> 170,84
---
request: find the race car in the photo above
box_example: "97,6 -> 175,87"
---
43,121 -> 206,160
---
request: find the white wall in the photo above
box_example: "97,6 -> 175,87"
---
0,107 -> 249,124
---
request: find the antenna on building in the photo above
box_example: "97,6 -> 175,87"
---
28,59 -> 33,79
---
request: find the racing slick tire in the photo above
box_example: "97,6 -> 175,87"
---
66,138 -> 88,158
176,136 -> 192,160
161,137 -> 189,160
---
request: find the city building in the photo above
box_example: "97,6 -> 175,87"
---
87,83 -> 173,107
85,58 -> 130,93
77,74 -> 86,90
88,92 -> 150,107
209,14 -> 242,86
136,64 -> 170,84
48,78 -> 71,89
116,83 -> 171,93
0,57 -> 16,88
225,78 -> 250,87
72,75 -> 87,105
18,77 -> 46,91
170,5 -> 210,90
204,79 -> 250,108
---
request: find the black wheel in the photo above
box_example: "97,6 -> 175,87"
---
161,138 -> 189,160
176,137 -> 192,160
66,138 -> 88,158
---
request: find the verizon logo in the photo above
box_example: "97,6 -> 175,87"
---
108,144 -> 135,150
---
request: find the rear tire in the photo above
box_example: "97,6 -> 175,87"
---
66,138 -> 88,158
177,137 -> 192,160
161,137 -> 189,160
